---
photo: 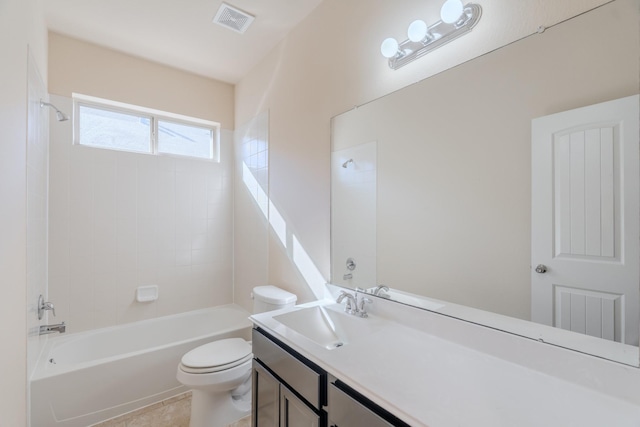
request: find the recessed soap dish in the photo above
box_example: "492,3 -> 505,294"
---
136,285 -> 158,302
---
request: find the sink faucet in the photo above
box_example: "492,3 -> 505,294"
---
39,322 -> 66,335
373,284 -> 390,298
336,289 -> 372,318
336,291 -> 356,314
356,295 -> 372,317
354,287 -> 372,318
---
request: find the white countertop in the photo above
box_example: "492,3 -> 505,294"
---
251,299 -> 640,427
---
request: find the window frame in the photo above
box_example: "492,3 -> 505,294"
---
72,93 -> 221,161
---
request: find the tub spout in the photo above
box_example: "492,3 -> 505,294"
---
39,322 -> 66,335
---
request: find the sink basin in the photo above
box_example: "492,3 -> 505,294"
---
273,304 -> 372,350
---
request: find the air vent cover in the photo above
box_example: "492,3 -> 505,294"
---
213,2 -> 255,34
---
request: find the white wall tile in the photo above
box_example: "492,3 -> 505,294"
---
156,222 -> 176,252
93,163 -> 116,221
48,96 -> 234,333
47,274 -> 70,321
233,113 -> 270,312
27,61 -> 50,386
175,250 -> 192,267
137,217 -> 158,254
93,273 -> 117,312
48,216 -> 69,277
191,249 -> 213,266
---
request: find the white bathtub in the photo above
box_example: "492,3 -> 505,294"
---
31,305 -> 252,427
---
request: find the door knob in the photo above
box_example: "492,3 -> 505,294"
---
535,264 -> 548,274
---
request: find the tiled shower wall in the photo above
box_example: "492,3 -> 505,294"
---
26,53 -> 48,415
48,95 -> 234,333
233,111 -> 269,312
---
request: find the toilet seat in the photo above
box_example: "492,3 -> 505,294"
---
180,353 -> 253,374
180,338 -> 252,374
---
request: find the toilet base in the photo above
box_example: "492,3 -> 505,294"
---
189,387 -> 251,427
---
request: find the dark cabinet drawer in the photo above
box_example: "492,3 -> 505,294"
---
252,328 -> 325,410
328,381 -> 410,427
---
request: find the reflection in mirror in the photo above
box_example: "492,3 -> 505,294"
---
331,0 -> 639,365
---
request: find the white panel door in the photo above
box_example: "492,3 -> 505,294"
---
531,95 -> 639,345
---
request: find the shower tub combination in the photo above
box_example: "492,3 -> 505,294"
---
31,305 -> 252,427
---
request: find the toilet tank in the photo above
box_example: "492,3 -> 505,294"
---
252,286 -> 297,314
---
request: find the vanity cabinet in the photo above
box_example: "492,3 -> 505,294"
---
327,380 -> 410,427
253,362 -> 280,427
252,327 -> 409,427
252,328 -> 327,427
280,384 -> 322,427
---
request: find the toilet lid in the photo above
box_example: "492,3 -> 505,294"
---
179,354 -> 253,374
181,338 -> 251,369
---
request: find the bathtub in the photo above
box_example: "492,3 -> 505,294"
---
31,304 -> 252,427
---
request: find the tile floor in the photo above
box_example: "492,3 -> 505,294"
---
91,392 -> 251,427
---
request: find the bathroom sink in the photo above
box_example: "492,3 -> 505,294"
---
273,304 -> 369,350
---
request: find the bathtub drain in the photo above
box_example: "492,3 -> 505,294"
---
49,358 -> 56,364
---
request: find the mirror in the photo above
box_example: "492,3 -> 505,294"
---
331,0 -> 640,365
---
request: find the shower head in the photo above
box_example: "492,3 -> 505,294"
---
40,100 -> 69,122
342,159 -> 354,168
55,111 -> 69,122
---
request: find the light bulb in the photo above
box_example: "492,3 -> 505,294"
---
440,0 -> 464,24
380,37 -> 399,58
407,20 -> 428,43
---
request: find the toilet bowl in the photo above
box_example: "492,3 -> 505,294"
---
177,338 -> 253,427
177,286 -> 297,427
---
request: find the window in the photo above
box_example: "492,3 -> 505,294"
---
78,104 -> 152,153
73,93 -> 220,161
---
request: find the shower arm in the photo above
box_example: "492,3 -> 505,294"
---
40,99 -> 70,122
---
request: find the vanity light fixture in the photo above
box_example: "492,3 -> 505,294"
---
380,0 -> 482,70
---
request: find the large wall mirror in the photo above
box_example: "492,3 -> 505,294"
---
331,0 -> 640,365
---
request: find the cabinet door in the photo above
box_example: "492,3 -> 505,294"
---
253,361 -> 280,427
328,383 -> 403,427
280,385 -> 321,427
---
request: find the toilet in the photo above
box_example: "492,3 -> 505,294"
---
177,286 -> 297,427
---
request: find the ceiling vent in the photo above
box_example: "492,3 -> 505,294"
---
213,2 -> 255,34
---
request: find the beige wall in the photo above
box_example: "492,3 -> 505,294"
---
49,32 -> 234,129
235,0 -> 612,302
0,0 -> 48,424
332,0 -> 638,320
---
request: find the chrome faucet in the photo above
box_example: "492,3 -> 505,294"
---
356,295 -> 372,317
39,322 -> 66,335
336,291 -> 357,314
354,287 -> 372,318
37,294 -> 56,320
336,289 -> 372,318
372,284 -> 390,298
37,295 -> 66,335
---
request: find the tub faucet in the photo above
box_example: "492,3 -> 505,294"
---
37,294 -> 56,320
39,322 -> 66,335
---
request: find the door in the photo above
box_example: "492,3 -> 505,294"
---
531,95 -> 639,345
280,385 -> 321,427
253,361 -> 280,427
